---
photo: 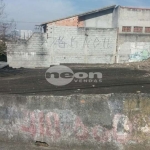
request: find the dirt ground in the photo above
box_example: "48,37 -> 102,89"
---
2,142 -> 149,150
1,59 -> 150,95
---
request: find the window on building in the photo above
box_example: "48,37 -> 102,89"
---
122,26 -> 131,32
145,27 -> 150,33
134,26 -> 143,33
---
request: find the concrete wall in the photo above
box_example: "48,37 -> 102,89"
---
118,34 -> 150,63
112,6 -> 119,28
7,27 -> 117,68
117,7 -> 150,63
118,7 -> 150,33
1,93 -> 150,149
7,33 -> 50,68
80,8 -> 114,28
47,26 -> 117,64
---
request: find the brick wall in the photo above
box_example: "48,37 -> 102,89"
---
133,26 -> 143,33
122,26 -> 131,32
145,27 -> 150,33
48,16 -> 84,27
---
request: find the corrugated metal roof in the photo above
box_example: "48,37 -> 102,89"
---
41,5 -> 116,26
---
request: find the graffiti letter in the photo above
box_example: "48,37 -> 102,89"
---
74,117 -> 89,140
45,112 -> 61,139
21,112 -> 37,137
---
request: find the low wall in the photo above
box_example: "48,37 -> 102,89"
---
1,94 -> 150,149
7,33 -> 50,68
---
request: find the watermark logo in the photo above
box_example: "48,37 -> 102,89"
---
45,65 -> 102,86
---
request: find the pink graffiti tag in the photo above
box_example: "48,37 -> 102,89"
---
21,111 -> 132,143
21,111 -> 61,139
45,112 -> 61,139
21,112 -> 36,137
93,126 -> 110,142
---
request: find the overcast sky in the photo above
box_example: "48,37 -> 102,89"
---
3,0 -> 150,30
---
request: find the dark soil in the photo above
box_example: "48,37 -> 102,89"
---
0,64 -> 150,95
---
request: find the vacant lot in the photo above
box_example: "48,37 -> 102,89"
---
0,62 -> 150,95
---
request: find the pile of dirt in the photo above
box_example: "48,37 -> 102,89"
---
63,58 -> 150,71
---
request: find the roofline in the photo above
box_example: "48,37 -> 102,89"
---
78,5 -> 116,17
40,5 -> 116,26
120,6 -> 150,10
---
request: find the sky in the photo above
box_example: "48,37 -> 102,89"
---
2,0 -> 150,30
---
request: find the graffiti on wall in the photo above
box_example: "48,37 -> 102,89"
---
123,98 -> 150,142
3,97 -> 150,144
20,110 -> 131,143
49,36 -> 112,49
129,43 -> 150,62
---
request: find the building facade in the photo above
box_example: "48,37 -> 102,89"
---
20,30 -> 33,40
